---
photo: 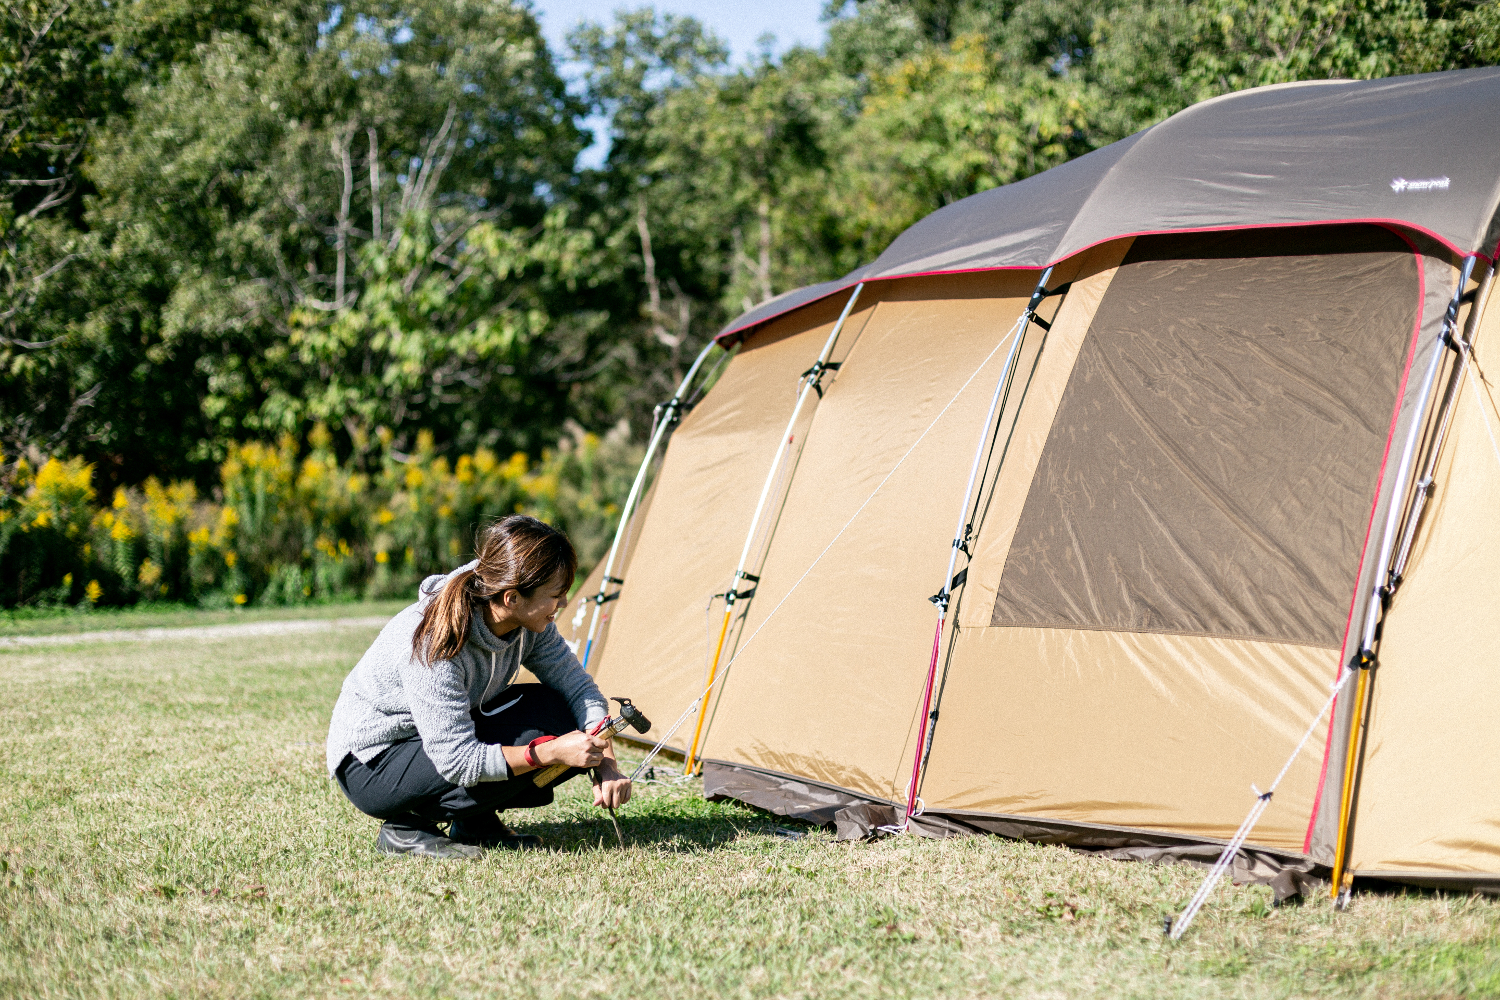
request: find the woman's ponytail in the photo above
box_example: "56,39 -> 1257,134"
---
412,568 -> 480,665
410,514 -> 577,665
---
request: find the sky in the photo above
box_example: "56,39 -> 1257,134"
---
530,0 -> 833,168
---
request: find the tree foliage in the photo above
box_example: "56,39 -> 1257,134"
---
2,0 -> 1497,498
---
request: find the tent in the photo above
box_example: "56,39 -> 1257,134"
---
561,67 -> 1500,897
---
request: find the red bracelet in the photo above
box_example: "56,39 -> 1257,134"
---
524,734 -> 558,769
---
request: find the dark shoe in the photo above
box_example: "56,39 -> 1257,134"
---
375,821 -> 483,859
449,813 -> 543,851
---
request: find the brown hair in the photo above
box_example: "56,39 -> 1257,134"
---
411,515 -> 578,665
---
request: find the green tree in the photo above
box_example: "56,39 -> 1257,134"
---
86,0 -> 589,471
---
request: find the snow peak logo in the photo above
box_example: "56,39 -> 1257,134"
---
1390,176 -> 1451,193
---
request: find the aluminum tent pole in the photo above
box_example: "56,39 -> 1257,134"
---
681,282 -> 865,775
1329,254 -> 1479,901
1390,260 -> 1496,585
902,267 -> 1056,827
578,338 -> 722,674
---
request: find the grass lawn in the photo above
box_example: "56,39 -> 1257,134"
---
2,623 -> 1498,999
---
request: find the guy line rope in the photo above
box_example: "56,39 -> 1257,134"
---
629,296 -> 1032,783
1467,362 -> 1500,467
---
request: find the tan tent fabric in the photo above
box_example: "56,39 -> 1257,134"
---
698,268 -> 1112,799
1347,286 -> 1500,876
588,291 -> 878,748
918,626 -> 1333,852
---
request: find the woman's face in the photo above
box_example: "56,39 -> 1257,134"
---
494,569 -> 571,634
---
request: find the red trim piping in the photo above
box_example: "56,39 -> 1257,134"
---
1301,229 -> 1430,853
718,218 -> 1488,344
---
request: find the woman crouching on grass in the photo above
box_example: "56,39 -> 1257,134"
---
325,515 -> 629,859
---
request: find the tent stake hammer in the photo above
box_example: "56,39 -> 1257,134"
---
531,698 -> 653,787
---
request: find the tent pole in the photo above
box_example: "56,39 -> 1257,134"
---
1358,255 -> 1477,655
902,267 -> 1056,828
1329,254 -> 1480,901
578,338 -> 722,674
682,283 -> 866,775
1390,260 -> 1496,585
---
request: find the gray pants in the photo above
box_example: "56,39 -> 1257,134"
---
335,684 -> 583,830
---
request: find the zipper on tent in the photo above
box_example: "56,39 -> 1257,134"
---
682,282 -> 866,775
578,338 -> 727,674
901,267 -> 1067,829
1329,254 -> 1485,903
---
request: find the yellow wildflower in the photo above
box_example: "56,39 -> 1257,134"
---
375,550 -> 389,564
137,559 -> 162,587
225,551 -> 238,568
84,580 -> 102,604
233,593 -> 248,605
113,487 -> 128,510
404,466 -> 425,489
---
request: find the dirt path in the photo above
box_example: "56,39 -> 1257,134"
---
0,616 -> 393,649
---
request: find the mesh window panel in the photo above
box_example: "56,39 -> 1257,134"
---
991,226 -> 1420,647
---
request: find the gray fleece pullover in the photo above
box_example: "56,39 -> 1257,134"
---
325,562 -> 608,786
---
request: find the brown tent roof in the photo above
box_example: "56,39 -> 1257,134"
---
719,66 -> 1500,341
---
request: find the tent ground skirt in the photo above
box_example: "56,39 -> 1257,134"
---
701,759 -> 1327,901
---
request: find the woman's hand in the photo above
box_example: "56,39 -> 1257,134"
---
592,758 -> 632,810
537,729 -> 609,769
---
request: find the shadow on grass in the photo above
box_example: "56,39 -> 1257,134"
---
504,788 -> 820,855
